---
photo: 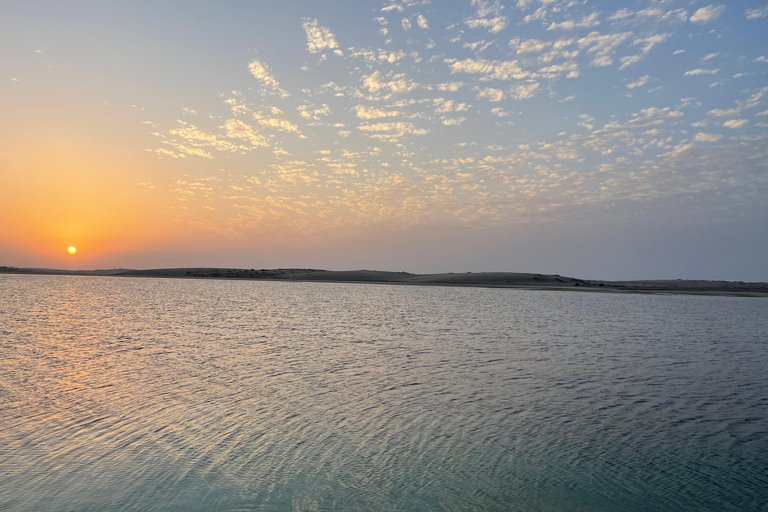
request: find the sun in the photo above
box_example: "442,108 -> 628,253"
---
67,246 -> 77,255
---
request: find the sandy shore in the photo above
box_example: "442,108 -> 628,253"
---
2,266 -> 767,297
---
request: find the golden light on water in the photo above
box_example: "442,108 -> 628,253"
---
68,247 -> 77,255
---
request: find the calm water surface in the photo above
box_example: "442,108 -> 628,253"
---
1,275 -> 766,511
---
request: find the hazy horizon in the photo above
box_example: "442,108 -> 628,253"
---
2,1 -> 767,281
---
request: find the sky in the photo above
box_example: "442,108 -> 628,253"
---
1,0 -> 767,280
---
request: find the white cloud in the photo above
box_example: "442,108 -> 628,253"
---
684,68 -> 719,76
436,82 -> 464,92
401,18 -> 412,31
626,75 -> 650,89
619,55 -> 642,70
381,0 -> 430,12
510,38 -> 551,54
694,132 -> 723,142
357,121 -> 428,138
416,14 -> 429,29
706,87 -> 768,117
466,0 -> 508,33
701,52 -> 719,61
547,13 -> 600,31
746,6 -> 768,19
362,71 -> 419,94
354,105 -> 401,119
446,57 -> 529,80
442,117 -> 467,126
248,60 -> 289,97
222,119 -> 269,146
465,16 -> 508,33
474,86 -> 505,102
591,55 -> 613,67
510,82 -> 540,100
577,31 -> 633,66
302,18 -> 341,55
723,119 -> 748,129
633,33 -> 670,54
609,8 -> 632,21
296,104 -> 331,121
249,106 -> 300,133
689,5 -> 726,24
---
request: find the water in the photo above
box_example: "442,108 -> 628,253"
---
1,275 -> 766,512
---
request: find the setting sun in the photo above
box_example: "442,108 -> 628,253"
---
67,247 -> 77,255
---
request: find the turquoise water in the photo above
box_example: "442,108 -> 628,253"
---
0,275 -> 766,511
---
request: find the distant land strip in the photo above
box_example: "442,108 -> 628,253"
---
1,266 -> 767,297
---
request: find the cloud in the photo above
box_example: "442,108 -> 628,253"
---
442,117 -> 467,126
357,121 -> 428,139
694,132 -> 723,142
222,119 -> 270,146
433,98 -> 470,114
510,38 -> 551,54
474,86 -> 505,102
354,105 -> 402,119
706,88 -> 768,117
689,5 -> 725,24
416,14 -> 429,29
577,31 -> 633,66
436,82 -> 464,92
296,104 -> 331,121
465,16 -> 508,33
684,68 -> 719,76
619,55 -> 642,70
381,0 -> 430,12
510,82 -> 540,100
626,75 -> 650,89
632,33 -> 670,54
746,6 -> 768,19
401,18 -> 412,31
722,119 -> 748,129
250,107 -> 301,133
248,60 -> 289,97
302,18 -> 342,55
465,0 -> 508,33
362,71 -> 419,94
445,57 -> 529,80
547,13 -> 600,31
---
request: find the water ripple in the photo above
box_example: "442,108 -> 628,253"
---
0,275 -> 766,511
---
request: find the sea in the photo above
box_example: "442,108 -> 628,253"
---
1,275 -> 766,512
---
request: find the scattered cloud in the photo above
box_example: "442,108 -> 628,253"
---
694,132 -> 723,142
445,57 -> 529,80
684,68 -> 719,76
547,13 -> 600,31
689,5 -> 726,24
509,82 -> 540,100
248,60 -> 289,97
626,75 -> 650,89
465,0 -> 509,34
302,18 -> 342,55
722,119 -> 748,129
474,86 -> 505,102
746,6 -> 768,19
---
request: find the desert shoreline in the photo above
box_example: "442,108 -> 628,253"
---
2,266 -> 767,297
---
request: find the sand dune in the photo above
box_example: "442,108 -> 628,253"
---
2,265 -> 767,296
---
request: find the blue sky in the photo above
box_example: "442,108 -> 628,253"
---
2,1 -> 767,279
